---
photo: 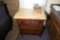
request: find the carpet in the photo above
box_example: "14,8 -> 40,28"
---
17,28 -> 50,40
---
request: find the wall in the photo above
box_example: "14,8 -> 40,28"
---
3,0 -> 60,14
19,0 -> 46,9
4,0 -> 19,16
46,0 -> 60,14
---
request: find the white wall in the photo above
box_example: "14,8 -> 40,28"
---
19,0 -> 60,14
46,0 -> 60,14
19,0 -> 47,9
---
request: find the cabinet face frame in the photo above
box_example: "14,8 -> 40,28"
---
17,19 -> 44,35
47,10 -> 60,40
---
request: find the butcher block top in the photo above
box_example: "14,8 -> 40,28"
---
14,8 -> 46,20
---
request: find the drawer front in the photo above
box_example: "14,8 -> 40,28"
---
21,29 -> 41,35
19,20 -> 43,35
20,24 -> 42,30
20,20 -> 43,30
21,20 -> 44,23
21,20 -> 44,26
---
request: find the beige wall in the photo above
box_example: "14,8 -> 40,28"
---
4,0 -> 19,16
46,0 -> 60,14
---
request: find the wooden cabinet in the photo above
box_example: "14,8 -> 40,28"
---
47,10 -> 60,40
14,9 -> 46,36
20,20 -> 44,35
49,21 -> 59,40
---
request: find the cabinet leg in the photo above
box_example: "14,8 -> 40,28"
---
17,20 -> 23,38
40,26 -> 46,37
20,29 -> 23,38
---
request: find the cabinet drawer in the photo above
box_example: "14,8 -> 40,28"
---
20,24 -> 42,30
19,20 -> 43,35
20,20 -> 43,30
21,29 -> 41,35
21,20 -> 44,24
